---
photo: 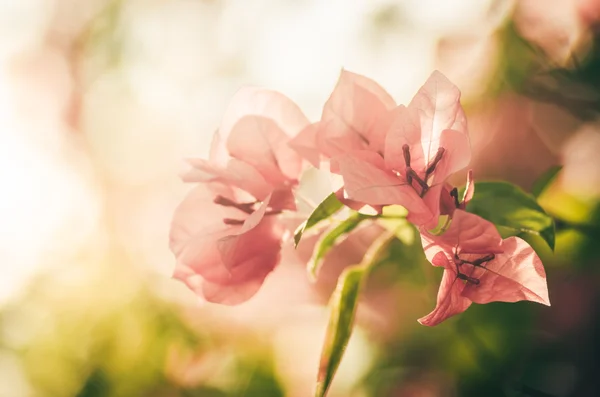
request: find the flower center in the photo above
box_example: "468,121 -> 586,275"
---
214,195 -> 281,225
452,252 -> 496,285
402,144 -> 445,197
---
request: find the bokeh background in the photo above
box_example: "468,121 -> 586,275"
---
1,0 -> 600,396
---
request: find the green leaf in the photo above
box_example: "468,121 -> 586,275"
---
314,233 -> 394,397
531,165 -> 562,198
294,193 -> 344,247
464,181 -> 556,251
307,213 -> 368,280
314,264 -> 365,397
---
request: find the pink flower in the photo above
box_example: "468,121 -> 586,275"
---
170,88 -> 310,304
335,71 -> 471,228
289,69 -> 396,168
170,183 -> 285,305
418,210 -> 550,326
182,87 -> 310,211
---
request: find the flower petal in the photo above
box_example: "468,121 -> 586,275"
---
181,158 -> 272,201
319,70 -> 396,158
213,87 -> 310,164
409,70 -> 468,166
461,236 -> 550,306
227,115 -> 302,184
460,169 -> 475,208
169,183 -> 238,257
217,199 -> 284,270
428,128 -> 471,186
384,105 -> 427,173
436,210 -> 503,254
201,252 -> 281,305
418,267 -> 472,326
288,122 -> 321,168
336,150 -> 434,226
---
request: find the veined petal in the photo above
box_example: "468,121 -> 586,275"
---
182,158 -> 272,201
409,71 -> 468,168
428,129 -> 471,186
336,150 -> 434,225
319,70 -> 396,158
436,210 -> 503,254
227,115 -> 302,184
216,87 -> 310,155
201,251 -> 281,305
169,183 -> 238,257
217,199 -> 284,270
418,268 -> 472,326
288,122 -> 321,168
461,236 -> 550,306
384,105 -> 427,173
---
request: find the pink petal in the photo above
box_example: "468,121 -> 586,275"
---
169,183 -> 238,257
269,188 -> 297,212
419,232 -> 454,267
421,183 -> 445,230
384,105 -> 427,173
418,267 -> 472,326
336,150 -> 435,226
288,122 -> 321,168
319,70 -> 396,158
214,87 -> 310,163
227,115 -> 303,184
409,71 -> 468,167
460,169 -> 475,208
428,128 -> 471,186
439,183 -> 457,216
201,251 -> 281,305
181,158 -> 272,201
461,236 -> 550,306
334,187 -> 383,214
217,199 -> 284,270
436,210 -> 503,254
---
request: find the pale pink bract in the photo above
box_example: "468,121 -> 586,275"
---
170,87 -> 310,304
418,210 -> 550,326
334,71 -> 471,228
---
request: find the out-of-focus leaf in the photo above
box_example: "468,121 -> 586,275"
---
314,233 -> 394,397
378,205 -> 412,242
314,265 -> 366,397
294,193 -> 344,247
463,181 -> 555,251
531,165 -> 562,198
307,213 -> 368,280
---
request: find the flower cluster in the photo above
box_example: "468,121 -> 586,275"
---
169,70 -> 550,324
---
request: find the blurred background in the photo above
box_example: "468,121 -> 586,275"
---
1,0 -> 600,396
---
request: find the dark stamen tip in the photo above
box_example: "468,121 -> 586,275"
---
402,144 -> 411,167
457,273 -> 480,285
425,147 -> 446,177
223,218 -> 244,225
450,187 -> 460,208
213,195 -> 230,205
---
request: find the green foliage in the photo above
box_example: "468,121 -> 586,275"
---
315,233 -> 393,397
463,181 -> 556,251
531,166 -> 562,198
315,264 -> 367,397
294,193 -> 344,247
307,213 -> 369,280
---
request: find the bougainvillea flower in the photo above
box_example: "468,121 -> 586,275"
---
170,87 -> 310,304
336,71 -> 471,228
169,182 -> 286,305
289,69 -> 396,167
418,210 -> 550,326
182,87 -> 310,211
